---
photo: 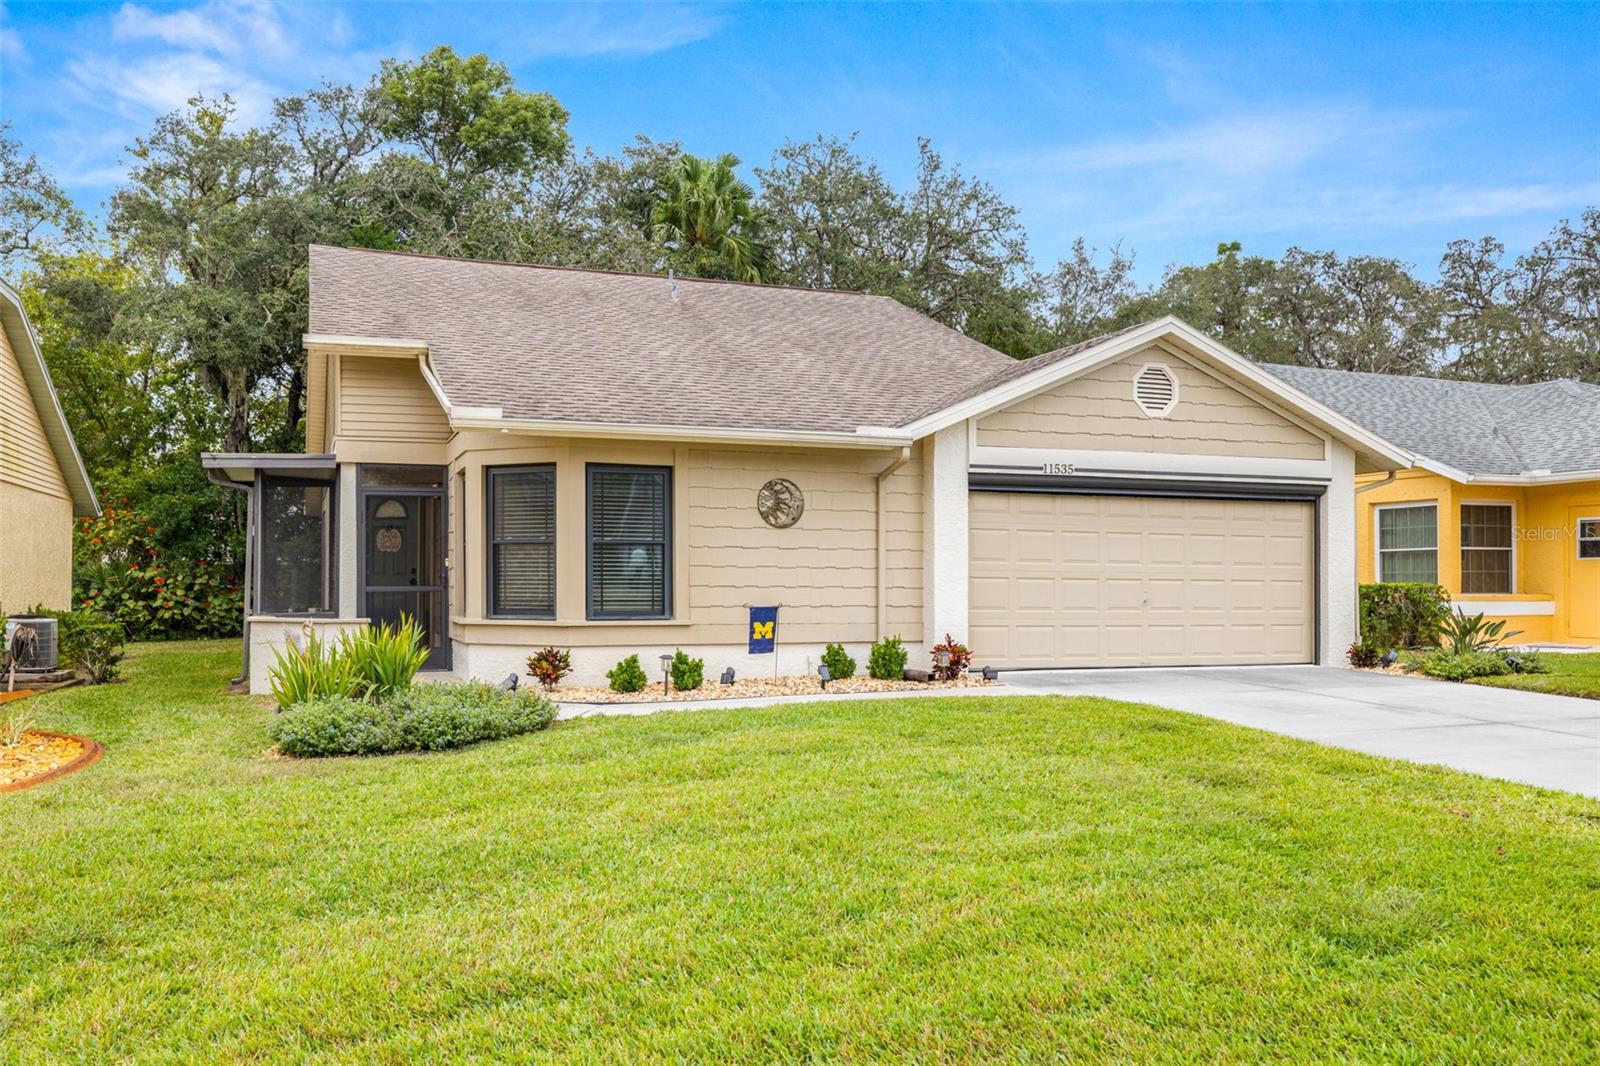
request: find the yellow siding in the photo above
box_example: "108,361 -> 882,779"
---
336,355 -> 450,444
1355,469 -> 1600,645
977,347 -> 1326,460
0,480 -> 73,611
446,436 -> 923,648
0,317 -> 68,498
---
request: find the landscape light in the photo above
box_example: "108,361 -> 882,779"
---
818,664 -> 831,689
660,653 -> 673,694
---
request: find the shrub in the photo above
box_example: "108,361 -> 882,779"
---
343,616 -> 429,702
1439,611 -> 1521,656
1419,650 -> 1512,682
0,705 -> 31,747
820,642 -> 856,680
868,635 -> 908,680
526,647 -> 573,690
1358,583 -> 1451,652
13,606 -> 127,684
607,654 -> 648,693
669,649 -> 704,691
267,626 -> 366,709
269,682 -> 558,757
1346,641 -> 1384,669
73,506 -> 240,640
930,633 -> 972,681
1503,650 -> 1548,675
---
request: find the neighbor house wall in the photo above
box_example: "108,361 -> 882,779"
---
0,317 -> 73,611
975,346 -> 1326,460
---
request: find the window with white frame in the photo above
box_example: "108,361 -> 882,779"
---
1460,503 -> 1514,594
1376,503 -> 1438,583
1579,518 -> 1600,560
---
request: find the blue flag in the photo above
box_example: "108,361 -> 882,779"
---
748,606 -> 778,654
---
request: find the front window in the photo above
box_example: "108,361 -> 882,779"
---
257,475 -> 337,614
1376,503 -> 1438,584
587,464 -> 671,619
1460,503 -> 1514,594
1578,518 -> 1600,560
487,465 -> 556,618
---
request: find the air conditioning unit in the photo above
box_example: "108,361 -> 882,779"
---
5,616 -> 59,671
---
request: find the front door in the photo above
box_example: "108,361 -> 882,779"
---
360,467 -> 449,670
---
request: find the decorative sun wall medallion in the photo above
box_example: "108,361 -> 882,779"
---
757,478 -> 804,528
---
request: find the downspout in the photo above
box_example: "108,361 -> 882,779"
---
1352,469 -> 1400,642
876,447 -> 913,638
205,468 -> 255,687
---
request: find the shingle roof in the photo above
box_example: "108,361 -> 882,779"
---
308,245 -> 1018,434
1264,364 -> 1600,477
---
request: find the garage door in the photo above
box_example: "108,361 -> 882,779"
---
970,492 -> 1315,668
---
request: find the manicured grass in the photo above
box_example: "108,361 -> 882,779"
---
1471,651 -> 1600,699
4,642 -> 1598,1063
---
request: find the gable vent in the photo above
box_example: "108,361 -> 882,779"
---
1133,363 -> 1179,417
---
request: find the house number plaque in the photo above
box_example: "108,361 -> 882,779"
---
757,478 -> 804,528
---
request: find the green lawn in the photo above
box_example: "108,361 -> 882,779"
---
1471,651 -> 1600,699
4,642 -> 1598,1063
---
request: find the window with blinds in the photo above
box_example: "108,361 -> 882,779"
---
1377,503 -> 1438,583
487,465 -> 556,617
1460,503 -> 1514,594
587,464 -> 671,620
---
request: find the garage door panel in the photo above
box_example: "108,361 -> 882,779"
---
970,491 -> 1314,668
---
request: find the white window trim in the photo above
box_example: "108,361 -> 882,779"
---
1460,499 -> 1516,595
1578,516 -> 1600,560
1373,501 -> 1440,584
1132,362 -> 1179,418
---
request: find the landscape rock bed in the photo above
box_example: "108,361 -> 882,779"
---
553,674 -> 996,704
0,730 -> 103,792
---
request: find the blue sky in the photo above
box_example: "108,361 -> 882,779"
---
1,1 -> 1595,283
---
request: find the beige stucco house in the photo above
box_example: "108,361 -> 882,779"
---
208,246 -> 1414,693
0,280 -> 98,612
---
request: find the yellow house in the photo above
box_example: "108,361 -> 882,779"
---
1269,366 -> 1600,648
0,279 -> 99,611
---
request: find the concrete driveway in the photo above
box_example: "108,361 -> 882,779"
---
1004,666 -> 1600,798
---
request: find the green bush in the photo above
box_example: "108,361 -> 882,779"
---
1359,583 -> 1451,652
73,505 -> 240,639
1504,650 -> 1548,675
1346,641 -> 1384,669
268,682 -> 556,757
525,646 -> 573,690
669,649 -> 704,691
265,618 -> 427,709
607,654 -> 648,693
15,606 -> 127,684
868,635 -> 908,680
1439,612 -> 1521,656
1419,650 -> 1513,681
820,642 -> 856,680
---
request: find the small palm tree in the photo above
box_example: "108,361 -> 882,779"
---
649,153 -> 769,282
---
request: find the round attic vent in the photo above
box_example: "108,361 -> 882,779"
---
1133,363 -> 1179,417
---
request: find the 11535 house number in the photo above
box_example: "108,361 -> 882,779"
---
1041,462 -> 1076,476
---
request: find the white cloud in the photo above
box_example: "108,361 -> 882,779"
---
111,0 -> 289,59
66,51 -> 278,125
507,3 -> 723,59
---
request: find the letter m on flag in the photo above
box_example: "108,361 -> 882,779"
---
748,606 -> 778,654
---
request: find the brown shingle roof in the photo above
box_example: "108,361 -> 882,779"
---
308,245 -> 1018,434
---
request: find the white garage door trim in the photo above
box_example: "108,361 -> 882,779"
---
969,480 -> 1322,670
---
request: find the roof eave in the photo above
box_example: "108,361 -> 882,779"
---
449,413 -> 914,450
0,279 -> 99,516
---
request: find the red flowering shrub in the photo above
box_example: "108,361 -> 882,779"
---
73,506 -> 241,639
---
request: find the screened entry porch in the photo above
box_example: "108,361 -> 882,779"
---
201,455 -> 451,689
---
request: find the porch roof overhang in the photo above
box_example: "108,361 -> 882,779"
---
201,453 -> 338,488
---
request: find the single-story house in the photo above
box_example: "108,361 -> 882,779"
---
0,279 -> 99,612
1267,365 -> 1600,647
207,245 -> 1413,693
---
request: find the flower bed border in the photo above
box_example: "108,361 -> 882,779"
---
0,731 -> 104,793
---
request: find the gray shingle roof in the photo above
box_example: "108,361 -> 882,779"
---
309,245 -> 1018,434
1265,364 -> 1600,477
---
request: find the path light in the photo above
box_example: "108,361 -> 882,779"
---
818,664 -> 831,689
721,667 -> 736,686
1384,650 -> 1399,666
981,665 -> 998,681
660,653 -> 673,695
933,649 -> 951,675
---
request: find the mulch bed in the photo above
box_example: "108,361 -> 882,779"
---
555,674 -> 996,705
0,730 -> 104,792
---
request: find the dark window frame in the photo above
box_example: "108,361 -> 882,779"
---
253,471 -> 339,618
1460,502 -> 1515,595
1577,517 -> 1600,560
485,464 -> 557,620
586,463 -> 672,621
